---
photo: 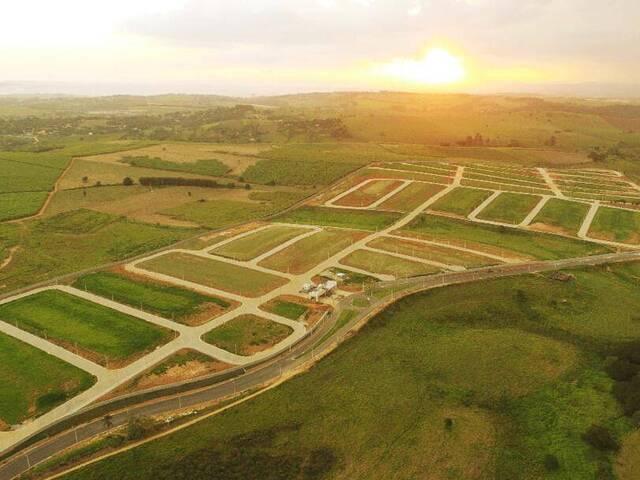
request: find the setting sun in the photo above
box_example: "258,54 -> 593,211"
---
375,48 -> 466,85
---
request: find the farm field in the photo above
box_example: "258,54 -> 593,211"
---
589,207 -> 640,244
476,192 -> 542,224
202,314 -> 293,356
64,262 -> 640,480
340,249 -> 440,277
0,210 -> 198,293
0,290 -> 172,365
333,179 -> 403,207
276,205 -> 401,231
121,156 -> 230,177
530,198 -> 590,235
0,191 -> 49,221
377,181 -> 445,212
429,187 -> 492,217
367,236 -> 497,268
400,214 -> 610,260
139,252 -> 288,297
211,225 -> 311,260
259,229 -> 367,274
73,272 -> 235,326
0,332 -> 96,427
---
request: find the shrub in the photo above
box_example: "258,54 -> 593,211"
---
122,176 -> 134,186
606,358 -> 640,381
582,425 -> 619,452
139,177 -> 227,188
126,416 -> 158,441
543,454 -> 560,472
612,376 -> 640,416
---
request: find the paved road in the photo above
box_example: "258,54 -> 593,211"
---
2,248 -> 640,480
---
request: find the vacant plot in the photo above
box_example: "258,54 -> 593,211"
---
202,314 -> 293,356
368,236 -> 496,268
429,187 -> 493,217
73,272 -> 235,326
530,198 -> 590,235
276,205 -> 401,231
377,181 -> 446,212
378,162 -> 456,176
211,225 -> 311,260
589,207 -> 640,244
340,249 -> 439,277
0,290 -> 172,365
68,264 -> 640,480
460,179 -> 551,195
333,179 -> 403,207
0,191 -> 49,221
259,229 -> 368,274
260,296 -> 310,321
401,214 -> 610,260
139,252 -> 288,297
0,332 -> 96,426
477,192 -> 541,224
242,158 -> 361,186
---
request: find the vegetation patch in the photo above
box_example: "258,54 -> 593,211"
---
589,207 -> 640,244
476,192 -> 542,224
402,214 -> 610,260
73,271 -> 235,326
340,249 -> 439,277
139,252 -> 288,297
0,332 -> 96,426
0,290 -> 172,365
122,156 -> 230,177
429,187 -> 493,217
0,191 -> 49,222
377,181 -> 446,212
202,314 -> 293,356
259,229 -> 367,274
242,158 -> 361,186
260,296 -> 310,321
211,225 -> 311,261
276,205 -> 401,231
531,198 -> 590,235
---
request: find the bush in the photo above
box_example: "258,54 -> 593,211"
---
606,358 -> 640,381
139,177 -> 225,188
126,416 -> 158,441
543,454 -> 560,472
122,176 -> 134,186
582,425 -> 619,452
612,376 -> 640,416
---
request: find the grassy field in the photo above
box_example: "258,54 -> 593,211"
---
259,229 -> 368,274
589,207 -> 640,244
211,225 -> 311,260
429,187 -> 493,216
139,252 -> 288,297
122,156 -> 230,177
0,290 -> 172,364
333,179 -> 403,207
261,298 -> 309,321
242,158 -> 362,186
63,262 -> 640,480
476,192 -> 542,224
73,272 -> 233,326
202,314 -> 293,356
377,182 -> 445,212
531,198 -> 590,235
368,236 -> 496,268
0,332 -> 96,427
0,191 -> 49,221
276,206 -> 401,231
340,249 -> 440,277
460,179 -> 552,195
401,214 -> 610,260
0,209 -> 198,293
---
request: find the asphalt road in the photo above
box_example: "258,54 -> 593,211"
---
1,249 -> 639,480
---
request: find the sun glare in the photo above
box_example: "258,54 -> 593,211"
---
376,48 -> 466,85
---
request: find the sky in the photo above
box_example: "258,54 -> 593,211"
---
1,0 -> 639,97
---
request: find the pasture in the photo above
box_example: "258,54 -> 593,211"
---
401,214 -> 610,260
211,225 -> 311,260
276,205 -> 401,231
202,314 -> 293,356
476,192 -> 541,224
0,332 -> 96,426
63,262 -> 640,480
333,179 -> 403,207
139,252 -> 288,297
259,229 -> 368,274
429,187 -> 492,216
377,181 -> 446,212
589,207 -> 640,244
530,198 -> 590,235
0,290 -> 172,365
73,272 -> 234,326
340,249 -> 439,277
367,236 -> 496,268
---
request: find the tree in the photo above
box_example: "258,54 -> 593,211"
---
122,177 -> 134,186
126,416 -> 157,441
582,425 -> 619,452
82,176 -> 89,184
